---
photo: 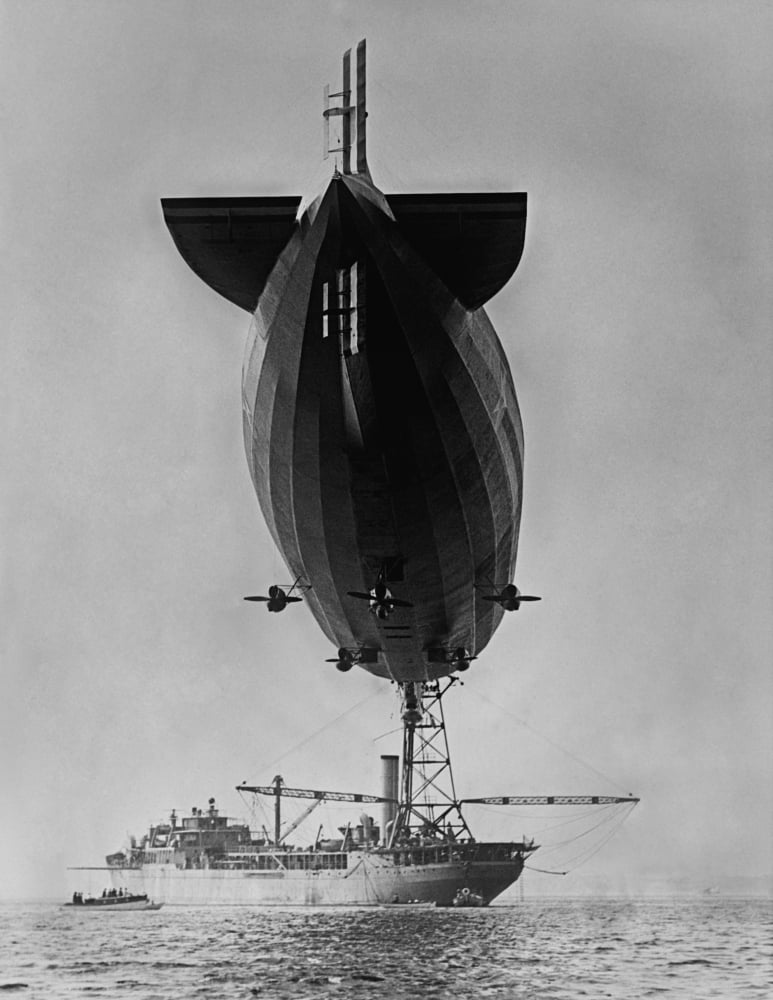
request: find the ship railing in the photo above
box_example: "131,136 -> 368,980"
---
379,841 -> 532,867
208,851 -> 349,872
141,848 -> 179,865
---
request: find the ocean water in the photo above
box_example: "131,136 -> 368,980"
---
0,898 -> 770,999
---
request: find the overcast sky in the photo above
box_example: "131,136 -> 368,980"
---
3,0 -> 771,900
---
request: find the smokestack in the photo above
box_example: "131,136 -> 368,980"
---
381,754 -> 399,844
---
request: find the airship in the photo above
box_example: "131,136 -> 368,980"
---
162,40 -> 538,688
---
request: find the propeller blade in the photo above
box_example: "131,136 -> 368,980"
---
347,591 -> 374,601
481,595 -> 500,602
517,595 -> 541,602
285,596 -> 303,603
244,596 -> 269,602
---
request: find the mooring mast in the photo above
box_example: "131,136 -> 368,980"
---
387,679 -> 473,846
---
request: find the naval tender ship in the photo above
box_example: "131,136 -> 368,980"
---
100,774 -> 539,907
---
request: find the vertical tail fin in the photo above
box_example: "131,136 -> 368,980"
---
355,39 -> 368,176
342,48 -> 352,175
323,40 -> 369,178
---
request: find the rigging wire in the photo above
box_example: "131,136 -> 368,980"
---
464,797 -> 634,875
464,687 -> 633,794
373,725 -> 402,742
530,807 -> 620,839
536,804 -> 631,855
250,689 -> 383,776
470,801 -> 619,827
535,804 -> 637,871
239,790 -> 273,840
527,802 -> 626,839
547,806 -> 636,871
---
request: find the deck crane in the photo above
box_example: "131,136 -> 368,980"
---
461,795 -> 639,806
277,797 -> 324,845
237,775 -> 397,847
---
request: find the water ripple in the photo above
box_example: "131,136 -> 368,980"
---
0,898 -> 770,999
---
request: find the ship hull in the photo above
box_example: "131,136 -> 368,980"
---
102,853 -> 524,907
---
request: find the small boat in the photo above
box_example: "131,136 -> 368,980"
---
451,887 -> 485,908
66,892 -> 162,911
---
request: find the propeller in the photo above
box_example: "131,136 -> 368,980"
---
347,591 -> 412,608
325,647 -> 355,672
244,584 -> 303,612
450,647 -> 477,672
347,580 -> 413,619
481,584 -> 541,611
